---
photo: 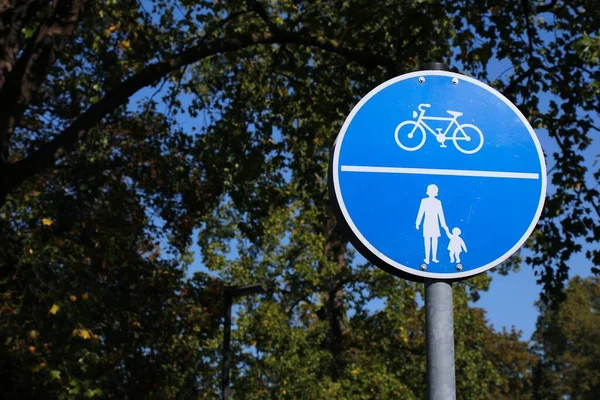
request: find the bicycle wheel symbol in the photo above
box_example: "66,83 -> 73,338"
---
395,121 -> 426,151
452,124 -> 484,154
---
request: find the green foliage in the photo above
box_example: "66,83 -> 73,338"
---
0,122 -> 224,397
197,199 -> 536,398
0,0 -> 598,398
532,276 -> 600,399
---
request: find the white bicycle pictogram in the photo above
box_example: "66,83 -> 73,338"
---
394,104 -> 484,154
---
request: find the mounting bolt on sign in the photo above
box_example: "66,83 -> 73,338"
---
328,64 -> 546,399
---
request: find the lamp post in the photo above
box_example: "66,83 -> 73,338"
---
222,284 -> 265,400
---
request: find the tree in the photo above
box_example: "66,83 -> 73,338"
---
0,2 -> 597,292
0,121 -> 226,397
191,0 -> 597,396
532,276 -> 600,399
0,0 -> 598,397
0,1 -> 393,396
0,0 -> 393,205
197,180 -> 537,399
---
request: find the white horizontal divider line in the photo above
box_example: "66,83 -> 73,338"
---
341,165 -> 539,180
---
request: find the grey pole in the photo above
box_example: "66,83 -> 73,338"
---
222,292 -> 233,400
221,284 -> 264,400
419,61 -> 456,400
425,279 -> 456,400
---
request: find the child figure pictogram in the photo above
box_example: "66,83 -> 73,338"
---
446,227 -> 467,263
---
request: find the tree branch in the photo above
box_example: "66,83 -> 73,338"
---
501,67 -> 535,100
6,28 -> 393,197
277,29 -> 394,69
0,0 -> 83,142
0,0 -> 48,90
521,0 -> 535,56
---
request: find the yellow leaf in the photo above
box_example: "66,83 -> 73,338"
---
79,330 -> 91,339
351,368 -> 360,375
282,389 -> 286,395
32,361 -> 46,372
49,304 -> 60,315
69,295 -> 77,302
29,330 -> 39,339
109,25 -> 117,32
29,248 -> 33,254
81,293 -> 89,300
28,346 -> 36,353
42,218 -> 53,226
72,328 -> 91,339
120,39 -> 131,49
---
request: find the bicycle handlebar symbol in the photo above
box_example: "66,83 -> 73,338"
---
394,104 -> 484,154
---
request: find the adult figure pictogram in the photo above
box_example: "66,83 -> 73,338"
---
416,184 -> 449,264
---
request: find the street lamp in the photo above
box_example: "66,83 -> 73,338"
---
222,284 -> 265,400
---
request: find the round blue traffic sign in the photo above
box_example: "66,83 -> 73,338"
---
330,70 -> 547,280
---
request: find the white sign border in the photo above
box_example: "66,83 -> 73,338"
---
332,70 -> 547,279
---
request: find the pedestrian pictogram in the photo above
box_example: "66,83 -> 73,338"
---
415,183 -> 467,265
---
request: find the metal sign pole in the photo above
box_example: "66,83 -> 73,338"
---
425,279 -> 456,399
419,61 -> 456,400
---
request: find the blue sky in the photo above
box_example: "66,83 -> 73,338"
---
478,253 -> 591,340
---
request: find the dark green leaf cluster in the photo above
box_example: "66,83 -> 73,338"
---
0,0 -> 597,398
